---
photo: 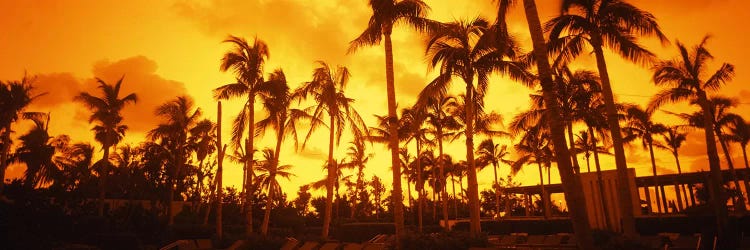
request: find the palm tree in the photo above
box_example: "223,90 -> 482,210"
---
649,36 -> 735,234
75,77 -> 137,216
572,131 -> 608,173
1,76 -> 46,196
148,96 -> 201,225
516,0 -> 596,246
726,117 -> 750,204
398,148 -> 414,211
256,69 -> 313,235
188,119 -> 217,207
215,35 -> 269,235
344,136 -> 371,218
513,125 -> 553,218
476,139 -> 514,217
255,148 -> 294,236
623,105 -> 668,214
424,17 -> 527,235
349,0 -> 436,237
654,126 -> 690,209
293,61 -> 367,238
400,107 -> 432,232
546,0 -> 668,236
12,114 -> 61,189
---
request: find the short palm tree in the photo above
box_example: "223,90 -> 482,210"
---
75,77 -> 137,216
649,36 -> 735,232
344,136 -> 371,218
547,0 -> 668,235
255,148 -> 294,236
0,76 -> 46,196
623,105 -> 668,214
726,117 -> 750,204
293,61 -> 367,238
400,107 -> 432,232
215,35 -> 269,235
148,96 -> 202,225
654,126 -> 690,209
513,125 -> 553,218
349,0 -> 436,236
12,115 -> 60,189
476,138 -> 515,217
424,17 -> 527,234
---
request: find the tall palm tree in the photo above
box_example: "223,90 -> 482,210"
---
344,136 -> 371,218
649,36 -> 735,234
255,148 -> 294,236
516,0 -> 596,247
294,61 -> 367,238
417,94 -> 462,227
148,96 -> 202,225
546,0 -> 667,236
623,105 -> 668,214
256,69 -> 313,235
75,77 -> 137,216
424,17 -> 527,235
349,0 -> 435,237
476,139 -> 514,217
0,76 -> 46,196
214,35 -> 269,235
654,126 -> 690,209
400,107 -> 432,231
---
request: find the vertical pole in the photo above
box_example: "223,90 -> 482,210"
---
216,101 -> 225,242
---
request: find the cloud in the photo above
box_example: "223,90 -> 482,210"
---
30,73 -> 81,108
77,56 -> 188,134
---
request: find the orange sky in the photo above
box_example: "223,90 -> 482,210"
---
2,0 -> 749,200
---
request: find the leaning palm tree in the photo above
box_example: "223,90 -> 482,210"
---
649,36 -> 735,234
622,105 -> 668,214
255,148 -> 294,236
148,96 -> 202,225
546,0 -> 668,236
293,61 -> 367,238
75,77 -> 137,216
476,139 -> 515,217
423,17 -> 527,235
348,0 -> 436,236
0,76 -> 46,196
515,0 -> 595,246
214,35 -> 269,235
256,69 -> 314,235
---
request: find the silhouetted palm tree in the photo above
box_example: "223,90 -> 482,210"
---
215,35 -> 269,235
149,96 -> 201,225
75,77 -> 137,216
547,0 -> 667,235
654,126 -> 690,209
294,61 -> 367,238
400,107 -> 432,231
515,0 -> 595,245
424,17 -> 527,234
255,148 -> 294,236
623,105 -> 668,214
12,114 -> 60,189
1,76 -> 46,197
726,117 -> 750,204
572,131 -> 609,173
476,139 -> 515,217
344,137 -> 371,218
513,125 -> 553,218
650,36 -> 735,232
256,69 -> 314,235
349,0 -> 436,236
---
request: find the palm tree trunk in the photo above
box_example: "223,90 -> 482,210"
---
452,175 -> 458,218
742,145 -> 750,208
567,123 -> 581,174
406,173 -> 412,213
99,144 -> 110,217
416,140 -> 424,232
0,128 -> 10,197
464,82 -> 481,236
522,1 -> 595,248
241,162 -> 246,213
437,129 -> 449,230
716,131 -> 746,211
647,141 -> 664,214
589,127 -> 612,230
673,152 -> 685,211
203,175 -> 216,225
322,115 -> 336,239
697,91 -> 729,237
246,97 -> 256,236
216,102 -> 225,240
537,161 -> 549,218
383,31 -> 405,245
590,39 -> 637,236
492,163 -> 501,218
